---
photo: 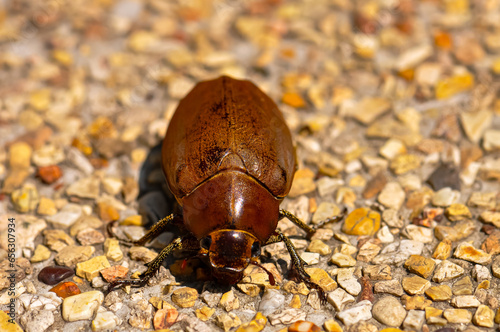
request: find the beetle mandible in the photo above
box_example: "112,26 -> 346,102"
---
107,76 -> 344,301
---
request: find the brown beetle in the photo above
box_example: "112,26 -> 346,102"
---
107,76 -> 343,300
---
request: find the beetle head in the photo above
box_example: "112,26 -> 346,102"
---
199,229 -> 261,284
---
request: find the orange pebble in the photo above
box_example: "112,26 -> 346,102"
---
49,281 -> 81,299
37,165 -> 63,184
434,31 -> 452,50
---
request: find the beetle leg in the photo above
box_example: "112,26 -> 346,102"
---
265,230 -> 309,277
279,210 -> 315,235
279,209 -> 346,239
107,236 -> 198,293
107,213 -> 181,246
265,230 -> 327,303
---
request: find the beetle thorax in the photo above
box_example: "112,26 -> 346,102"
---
181,170 -> 281,242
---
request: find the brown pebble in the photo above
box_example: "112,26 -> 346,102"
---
362,171 -> 387,199
482,225 -> 496,235
482,230 -> 500,255
426,163 -> 460,190
354,12 -> 378,34
38,266 -> 74,285
358,276 -> 374,302
89,157 -> 109,169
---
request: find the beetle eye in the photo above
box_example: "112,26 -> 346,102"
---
200,236 -> 212,250
251,242 -> 261,257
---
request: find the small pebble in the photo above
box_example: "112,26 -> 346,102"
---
374,280 -> 404,297
342,207 -> 380,236
432,260 -> 465,282
306,268 -> 337,292
378,182 -> 405,210
216,312 -> 241,331
37,165 -> 63,184
76,256 -> 111,281
219,290 -> 239,312
372,296 -> 407,327
37,197 -> 58,216
258,289 -> 285,316
153,308 -> 178,330
100,265 -> 128,283
31,244 -> 51,263
404,255 -> 436,278
195,306 -> 216,321
425,285 -> 452,301
49,281 -> 81,299
432,187 -> 461,207
403,310 -> 425,330
76,229 -> 105,245
426,163 -> 460,191
55,245 -> 95,267
11,184 -> 39,213
38,266 -> 74,285
92,311 -> 121,331
171,287 -> 198,308
337,300 -> 372,326
453,276 -> 474,295
62,291 -> 104,322
46,203 -> 83,229
443,309 -> 472,324
454,242 -> 492,265
0,310 -> 23,331
307,239 -> 332,256
288,320 -> 321,332
402,275 -> 431,295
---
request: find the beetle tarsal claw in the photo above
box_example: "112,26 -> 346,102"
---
106,278 -> 148,294
106,219 -> 136,246
288,265 -> 327,304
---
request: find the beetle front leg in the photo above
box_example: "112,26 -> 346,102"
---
279,209 -> 346,239
106,236 -> 198,293
107,213 -> 182,246
265,230 -> 327,303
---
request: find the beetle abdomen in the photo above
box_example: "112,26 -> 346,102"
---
162,76 -> 295,199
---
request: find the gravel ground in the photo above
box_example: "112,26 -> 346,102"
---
1,0 -> 500,331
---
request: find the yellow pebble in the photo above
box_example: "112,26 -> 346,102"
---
342,207 -> 381,236
436,73 -> 474,99
121,215 -> 143,226
29,89 -> 51,111
52,49 -> 73,66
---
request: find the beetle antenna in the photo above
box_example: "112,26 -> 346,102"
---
250,260 -> 276,286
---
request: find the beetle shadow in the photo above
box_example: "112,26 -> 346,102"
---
136,142 -> 183,275
137,142 -> 177,226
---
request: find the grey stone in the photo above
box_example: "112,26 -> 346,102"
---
258,288 -> 285,316
20,309 -> 54,332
